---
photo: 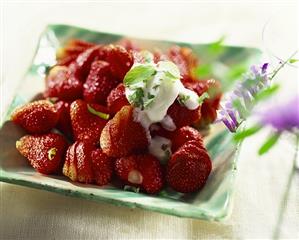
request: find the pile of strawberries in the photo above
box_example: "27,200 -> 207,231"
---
11,39 -> 221,194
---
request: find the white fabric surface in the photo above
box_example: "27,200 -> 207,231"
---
1,1 -> 299,239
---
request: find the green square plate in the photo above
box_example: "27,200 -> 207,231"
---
0,24 -> 260,221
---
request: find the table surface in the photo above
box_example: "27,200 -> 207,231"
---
1,1 -> 299,239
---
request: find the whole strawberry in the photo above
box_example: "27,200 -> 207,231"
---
11,100 -> 59,134
107,83 -> 129,114
16,133 -> 68,174
115,154 -> 163,194
167,101 -> 201,129
169,126 -> 204,152
91,149 -> 114,186
56,39 -> 96,66
100,106 -> 149,157
63,141 -> 94,183
104,45 -> 133,80
166,140 -> 212,193
44,66 -> 83,101
54,100 -> 73,139
70,100 -> 110,145
83,60 -> 119,104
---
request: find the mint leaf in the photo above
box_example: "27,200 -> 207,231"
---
178,95 -> 190,105
198,92 -> 209,105
157,61 -> 180,78
87,104 -> 110,120
124,65 -> 156,87
128,88 -> 144,107
258,133 -> 280,155
289,58 -> 299,64
233,125 -> 262,141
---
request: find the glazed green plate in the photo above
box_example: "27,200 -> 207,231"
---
0,24 -> 260,221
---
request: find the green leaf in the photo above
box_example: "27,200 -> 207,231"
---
87,104 -> 110,120
234,125 -> 262,141
128,88 -> 144,107
208,36 -> 225,55
254,84 -> 280,103
124,65 -> 156,87
289,58 -> 299,64
198,92 -> 210,105
194,64 -> 212,78
258,133 -> 280,155
158,61 -> 180,79
225,64 -> 247,82
178,94 -> 190,105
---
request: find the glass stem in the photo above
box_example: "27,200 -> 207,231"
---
272,135 -> 299,239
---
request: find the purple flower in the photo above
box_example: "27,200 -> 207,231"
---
259,96 -> 299,132
217,63 -> 270,132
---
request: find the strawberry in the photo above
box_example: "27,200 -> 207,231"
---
44,65 -> 83,101
115,154 -> 163,194
91,149 -> 114,186
166,140 -> 212,193
116,38 -> 140,51
70,100 -> 110,145
63,141 -> 94,183
16,133 -> 68,174
167,46 -> 198,82
71,45 -> 104,82
185,79 -> 222,126
104,45 -> 133,80
56,39 -> 96,66
100,106 -> 149,157
11,100 -> 59,134
170,126 -> 204,152
54,100 -> 73,139
167,101 -> 201,129
83,60 -> 119,104
107,83 -> 130,114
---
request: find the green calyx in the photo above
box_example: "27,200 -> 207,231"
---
87,104 -> 110,120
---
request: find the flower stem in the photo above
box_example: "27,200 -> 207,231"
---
269,50 -> 298,80
272,135 -> 299,239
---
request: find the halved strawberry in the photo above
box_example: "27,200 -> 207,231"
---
115,154 -> 163,194
70,100 -> 110,145
63,141 -> 94,183
107,83 -> 130,114
16,133 -> 68,174
83,60 -> 119,104
100,106 -> 149,157
11,100 -> 59,134
166,140 -> 212,193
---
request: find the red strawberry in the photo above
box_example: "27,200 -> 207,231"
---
63,141 -> 94,183
167,46 -> 198,82
83,60 -> 119,104
70,100 -> 110,145
16,133 -> 68,174
100,106 -> 149,157
56,39 -> 96,66
166,141 -> 212,193
54,100 -> 73,139
170,126 -> 204,152
44,66 -> 83,101
11,100 -> 59,134
167,101 -> 201,129
71,45 -> 104,82
185,79 -> 222,126
104,45 -> 133,80
115,154 -> 163,194
107,83 -> 130,114
91,149 -> 114,186
116,38 -> 140,51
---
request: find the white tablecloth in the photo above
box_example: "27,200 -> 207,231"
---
1,1 -> 298,239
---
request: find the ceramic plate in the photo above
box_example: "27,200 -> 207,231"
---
0,24 -> 260,221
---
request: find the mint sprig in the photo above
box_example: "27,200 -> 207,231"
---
124,65 -> 156,87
